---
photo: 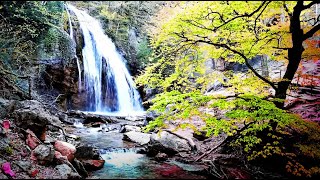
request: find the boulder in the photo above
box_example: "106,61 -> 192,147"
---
16,161 -> 32,172
55,164 -> 72,179
74,146 -> 100,160
32,144 -> 55,165
12,100 -> 61,138
123,131 -> 151,145
124,125 -> 141,132
206,80 -> 224,93
147,131 -> 192,156
72,158 -> 88,178
54,151 -> 68,164
0,98 -> 15,119
80,160 -> 105,170
54,140 -> 76,161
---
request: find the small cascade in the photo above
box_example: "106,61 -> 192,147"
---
65,5 -> 82,91
66,4 -> 144,115
73,119 -> 84,128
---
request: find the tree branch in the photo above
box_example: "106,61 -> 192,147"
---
192,39 -> 278,90
212,1 -> 268,31
283,1 -> 292,17
254,1 -> 271,38
303,23 -> 320,40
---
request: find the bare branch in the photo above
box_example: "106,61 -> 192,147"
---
213,1 -> 268,31
186,38 -> 278,90
303,23 -> 320,40
283,1 -> 292,17
254,1 -> 271,38
183,1 -> 268,33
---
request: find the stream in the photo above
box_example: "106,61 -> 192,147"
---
66,120 -> 208,179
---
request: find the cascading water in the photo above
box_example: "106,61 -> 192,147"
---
66,4 -> 144,115
65,5 -> 82,92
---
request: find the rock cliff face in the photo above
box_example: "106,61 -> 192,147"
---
33,11 -> 87,111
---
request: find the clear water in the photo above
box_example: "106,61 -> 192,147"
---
70,124 -> 207,179
66,4 -> 144,114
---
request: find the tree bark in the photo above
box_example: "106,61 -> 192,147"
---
275,1 -> 304,109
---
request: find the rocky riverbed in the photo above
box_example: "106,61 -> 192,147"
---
0,98 -> 213,179
0,97 -> 293,179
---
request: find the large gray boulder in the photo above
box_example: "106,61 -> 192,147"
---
123,131 -> 151,145
32,144 -> 55,165
12,100 -> 61,136
147,131 -> 192,156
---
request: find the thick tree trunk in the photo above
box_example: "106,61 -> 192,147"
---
274,1 -> 304,109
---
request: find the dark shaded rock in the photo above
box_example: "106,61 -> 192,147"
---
58,113 -> 76,125
91,122 -> 103,127
16,161 -> 32,172
145,111 -> 159,123
206,80 -> 225,93
118,125 -> 126,133
0,138 -> 10,155
72,158 -> 88,178
136,147 -> 147,154
193,130 -> 209,141
74,146 -> 100,160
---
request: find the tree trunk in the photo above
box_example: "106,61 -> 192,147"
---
274,1 -> 304,109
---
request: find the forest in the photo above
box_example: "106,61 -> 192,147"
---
0,1 -> 319,179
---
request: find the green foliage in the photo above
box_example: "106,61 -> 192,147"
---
136,37 -> 153,68
137,1 -> 320,178
0,1 -> 65,65
210,95 -> 295,155
143,90 -> 211,132
283,118 -> 320,177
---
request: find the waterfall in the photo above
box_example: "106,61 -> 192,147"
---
67,4 -> 144,115
65,5 -> 82,92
